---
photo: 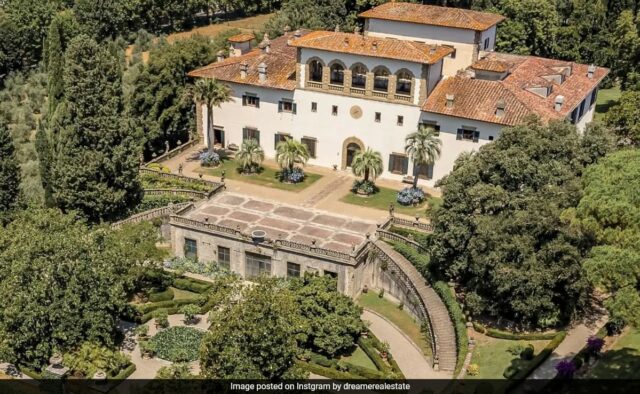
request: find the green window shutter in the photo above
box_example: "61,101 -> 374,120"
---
427,164 -> 434,179
292,102 -> 297,114
473,131 -> 480,143
242,128 -> 248,141
388,155 -> 394,172
242,95 -> 247,106
274,134 -> 279,149
255,98 -> 260,108
402,157 -> 409,175
255,130 -> 260,144
278,101 -> 283,112
456,129 -> 463,140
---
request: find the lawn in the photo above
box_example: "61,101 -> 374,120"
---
585,328 -> 640,379
170,287 -> 200,300
340,186 -> 430,217
196,159 -> 323,191
358,291 -> 432,358
466,336 -> 549,379
594,85 -> 622,120
342,346 -> 377,370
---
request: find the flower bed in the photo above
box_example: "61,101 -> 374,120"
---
351,180 -> 379,196
150,326 -> 205,362
199,151 -> 221,167
279,167 -> 305,183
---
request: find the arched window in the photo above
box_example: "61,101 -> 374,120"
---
396,70 -> 413,95
330,63 -> 344,85
351,64 -> 367,88
373,67 -> 390,92
308,60 -> 323,82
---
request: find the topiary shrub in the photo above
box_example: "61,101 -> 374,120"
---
396,187 -> 425,206
153,309 -> 169,328
520,344 -> 535,360
150,326 -> 205,362
467,363 -> 480,376
148,287 -> 174,302
199,151 -> 221,167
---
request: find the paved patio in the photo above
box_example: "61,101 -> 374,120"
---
186,192 -> 378,253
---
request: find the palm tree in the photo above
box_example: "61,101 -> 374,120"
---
404,125 -> 442,188
351,148 -> 383,183
236,139 -> 264,173
275,139 -> 309,172
191,78 -> 231,152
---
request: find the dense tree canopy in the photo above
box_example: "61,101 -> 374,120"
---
49,35 -> 142,222
605,90 -> 640,145
569,149 -> 640,327
290,274 -> 365,357
0,210 -> 161,367
200,278 -> 307,379
430,120 -> 614,328
0,119 -> 21,213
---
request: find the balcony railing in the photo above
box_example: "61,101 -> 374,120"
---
350,87 -> 365,95
328,84 -> 344,92
307,80 -> 322,89
372,90 -> 387,98
394,93 -> 412,102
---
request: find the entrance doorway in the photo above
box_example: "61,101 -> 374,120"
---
214,129 -> 225,147
346,143 -> 360,167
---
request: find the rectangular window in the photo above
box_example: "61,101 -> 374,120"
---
397,116 -> 404,126
242,93 -> 260,108
311,102 -> 318,112
417,164 -> 434,180
245,252 -> 271,279
375,112 -> 381,122
457,128 -> 479,142
274,133 -> 290,149
484,37 -> 490,50
301,137 -> 317,159
242,127 -> 260,144
420,121 -> 440,136
184,238 -> 197,260
589,89 -> 598,107
332,105 -> 338,116
278,99 -> 296,114
287,262 -> 301,278
324,270 -> 337,279
217,246 -> 230,270
388,153 -> 408,175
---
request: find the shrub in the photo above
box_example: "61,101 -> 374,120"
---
63,343 -> 131,378
148,287 -> 174,302
199,151 -> 221,167
351,179 -> 378,195
606,317 -> 625,336
503,364 -> 520,379
150,326 -> 205,362
586,336 -> 605,356
173,277 -> 213,293
555,359 -> 576,378
467,363 -> 480,376
279,167 -> 305,183
392,242 -> 431,279
507,331 -> 567,382
135,325 -> 149,338
378,289 -> 385,298
179,304 -> 200,323
520,344 -> 535,360
389,226 -> 431,247
146,163 -> 171,173
396,187 -> 425,206
507,344 -> 525,356
164,257 -> 231,280
484,327 -> 559,340
153,310 -> 169,328
298,361 -> 359,380
139,340 -> 156,357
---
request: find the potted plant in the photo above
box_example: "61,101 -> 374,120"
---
153,310 -> 169,329
179,304 -> 201,325
135,325 -> 149,341
380,341 -> 390,361
139,341 -> 156,359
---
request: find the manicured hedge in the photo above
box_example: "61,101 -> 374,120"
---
111,362 -> 137,379
473,322 -> 559,340
389,226 -> 431,247
297,361 -> 360,380
148,287 -> 174,302
392,242 -> 432,278
173,277 -> 212,294
432,281 -> 467,376
507,331 -> 567,383
358,336 -> 391,375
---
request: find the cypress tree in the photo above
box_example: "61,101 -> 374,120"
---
50,35 -> 142,222
45,10 -> 79,117
0,119 -> 21,213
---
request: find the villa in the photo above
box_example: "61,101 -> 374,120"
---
188,2 -> 608,186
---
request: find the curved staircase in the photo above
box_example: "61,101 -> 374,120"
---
373,240 -> 458,373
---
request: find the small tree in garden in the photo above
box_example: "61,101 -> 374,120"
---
179,304 -> 200,324
351,148 -> 383,184
0,119 -> 21,214
275,139 -> 309,172
404,125 -> 441,188
191,78 -> 231,152
153,309 -> 169,328
586,336 -> 605,358
236,139 -> 264,174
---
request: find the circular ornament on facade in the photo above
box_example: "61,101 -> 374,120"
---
350,105 -> 363,119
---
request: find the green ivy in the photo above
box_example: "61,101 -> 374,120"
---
150,326 -> 204,362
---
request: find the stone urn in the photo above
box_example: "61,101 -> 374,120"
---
363,285 -> 368,293
93,370 -> 107,383
49,354 -> 63,367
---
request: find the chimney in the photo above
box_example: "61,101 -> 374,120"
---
429,46 -> 436,55
258,62 -> 267,82
587,64 -> 596,79
446,94 -> 455,108
354,25 -> 361,35
335,25 -> 340,32
495,99 -> 506,117
294,29 -> 302,38
372,41 -> 378,51
216,50 -> 225,62
554,95 -> 565,111
343,37 -> 349,46
240,61 -> 248,79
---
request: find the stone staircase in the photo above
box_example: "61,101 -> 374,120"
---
374,240 -> 458,372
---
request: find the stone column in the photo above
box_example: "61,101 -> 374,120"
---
364,71 -> 374,97
343,69 -> 352,94
195,100 -> 204,143
387,75 -> 397,101
322,66 -> 330,90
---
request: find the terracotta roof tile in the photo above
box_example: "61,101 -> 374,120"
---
289,31 -> 453,64
471,58 -> 509,73
228,33 -> 254,43
188,31 -> 307,90
423,53 -> 609,126
360,2 -> 504,31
